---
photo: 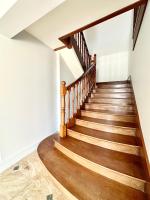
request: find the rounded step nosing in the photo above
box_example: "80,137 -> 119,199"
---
67,129 -> 140,155
75,119 -> 136,136
81,110 -> 136,123
54,140 -> 145,192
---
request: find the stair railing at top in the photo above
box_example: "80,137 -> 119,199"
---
60,54 -> 96,138
69,32 -> 91,72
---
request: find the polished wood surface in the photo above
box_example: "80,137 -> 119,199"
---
77,116 -> 137,128
70,125 -> 138,145
55,136 -> 148,181
38,134 -> 147,200
85,103 -> 135,112
93,88 -> 132,93
39,81 -> 149,199
91,92 -> 133,99
88,97 -> 134,105
60,81 -> 67,137
85,108 -> 135,116
81,110 -> 136,122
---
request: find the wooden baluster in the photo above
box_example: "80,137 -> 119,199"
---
80,81 -> 82,106
85,76 -> 87,98
77,33 -> 79,47
84,76 -> 86,97
80,33 -> 81,53
60,81 -> 66,138
78,81 -> 81,108
82,37 -> 84,59
94,54 -> 96,87
72,86 -> 75,117
67,89 -> 70,123
82,79 -> 84,103
76,83 -> 78,114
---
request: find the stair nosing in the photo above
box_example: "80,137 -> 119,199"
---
67,129 -> 140,155
76,118 -> 136,130
85,102 -> 135,108
81,110 -> 136,117
54,140 -> 146,192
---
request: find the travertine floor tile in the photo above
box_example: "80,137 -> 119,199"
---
0,151 -> 69,200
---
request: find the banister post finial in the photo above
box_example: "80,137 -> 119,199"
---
60,81 -> 67,138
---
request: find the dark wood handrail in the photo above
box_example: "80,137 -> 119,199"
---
67,62 -> 95,90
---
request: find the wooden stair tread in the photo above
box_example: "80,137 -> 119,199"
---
84,108 -> 136,116
77,116 -> 137,128
38,134 -> 147,200
96,81 -> 129,85
93,88 -> 132,93
70,125 -> 138,146
85,102 -> 135,112
96,82 -> 131,89
86,102 -> 134,108
96,84 -> 131,89
91,93 -> 133,99
88,97 -> 134,105
57,136 -> 148,180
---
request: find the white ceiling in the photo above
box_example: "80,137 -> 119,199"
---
0,0 -> 17,18
0,0 -> 66,38
26,0 -> 139,49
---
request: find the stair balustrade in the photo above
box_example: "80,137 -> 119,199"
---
70,32 -> 91,71
60,54 -> 96,138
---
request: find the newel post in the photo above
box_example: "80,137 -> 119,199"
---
60,81 -> 67,138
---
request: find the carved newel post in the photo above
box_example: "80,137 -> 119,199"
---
60,81 -> 67,138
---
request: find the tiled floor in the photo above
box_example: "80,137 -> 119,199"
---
0,151 -> 69,200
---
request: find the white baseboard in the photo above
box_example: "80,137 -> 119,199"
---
0,139 -> 41,173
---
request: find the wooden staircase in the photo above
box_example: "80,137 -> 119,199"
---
38,30 -> 149,199
38,81 -> 150,200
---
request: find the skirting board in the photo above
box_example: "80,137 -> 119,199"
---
0,135 -> 50,173
129,78 -> 150,179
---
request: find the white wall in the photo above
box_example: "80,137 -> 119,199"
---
97,52 -> 130,82
59,48 -> 83,80
84,11 -> 133,82
60,55 -> 75,86
130,1 -> 150,162
0,31 -> 58,172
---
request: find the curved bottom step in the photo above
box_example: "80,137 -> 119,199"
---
54,139 -> 145,192
38,134 -> 147,200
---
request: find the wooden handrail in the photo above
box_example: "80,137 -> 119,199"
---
59,54 -> 96,138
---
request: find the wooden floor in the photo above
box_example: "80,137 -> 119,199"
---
38,81 -> 150,200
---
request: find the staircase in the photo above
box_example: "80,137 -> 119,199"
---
38,30 -> 149,199
38,80 -> 149,200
